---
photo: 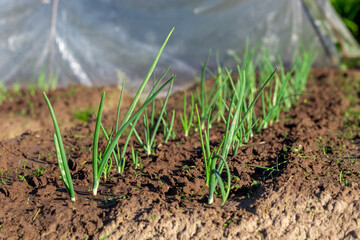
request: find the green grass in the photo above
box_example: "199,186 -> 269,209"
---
0,66 -> 59,105
330,0 -> 360,42
74,107 -> 97,122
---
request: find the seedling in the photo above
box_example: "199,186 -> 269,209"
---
74,107 -> 97,123
258,55 -> 294,130
131,146 -> 141,169
196,50 -> 223,129
90,28 -> 175,195
133,78 -> 174,155
0,81 -> 7,104
32,166 -> 46,177
18,175 -> 26,182
44,29 -> 176,197
98,79 -> 132,174
180,91 -> 195,137
100,68 -> 175,172
43,93 -> 76,202
196,105 -> 220,187
97,143 -> 113,182
32,209 -> 41,221
0,171 -> 6,185
35,66 -> 59,91
197,66 -> 275,205
12,82 -> 21,98
84,235 -> 109,240
162,109 -> 176,143
196,105 -> 230,206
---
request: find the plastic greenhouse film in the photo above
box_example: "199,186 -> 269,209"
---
0,0 -> 359,93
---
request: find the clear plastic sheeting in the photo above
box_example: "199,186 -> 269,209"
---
0,0 -> 359,93
303,0 -> 360,59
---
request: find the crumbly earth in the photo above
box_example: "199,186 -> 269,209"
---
0,69 -> 360,240
0,85 -> 134,141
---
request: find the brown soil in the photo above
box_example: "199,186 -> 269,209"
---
0,85 -> 134,141
1,69 -> 360,239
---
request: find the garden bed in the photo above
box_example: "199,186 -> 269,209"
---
1,68 -> 360,239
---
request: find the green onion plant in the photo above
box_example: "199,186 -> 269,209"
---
196,105 -> 218,187
196,50 -> 223,129
130,146 -> 141,169
226,69 -> 257,155
214,55 -> 229,123
43,30 -> 316,204
90,28 -> 175,195
133,79 -> 174,155
0,81 -> 7,104
179,91 -> 195,137
43,93 -> 76,202
45,28 -> 176,197
292,47 -> 316,100
257,55 -> 293,130
197,66 -> 275,205
98,79 -> 128,174
36,66 -> 59,92
162,108 -> 176,143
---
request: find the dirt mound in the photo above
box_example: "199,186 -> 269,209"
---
0,69 -> 360,239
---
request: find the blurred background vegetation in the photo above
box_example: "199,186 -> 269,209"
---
330,0 -> 360,43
